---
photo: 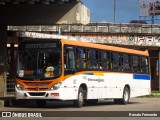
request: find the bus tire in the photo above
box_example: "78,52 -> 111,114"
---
114,87 -> 130,105
74,87 -> 84,108
122,86 -> 130,104
36,100 -> 46,107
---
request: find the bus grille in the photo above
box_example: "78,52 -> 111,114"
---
28,92 -> 46,96
27,88 -> 49,91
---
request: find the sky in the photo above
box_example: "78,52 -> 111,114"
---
81,0 -> 160,24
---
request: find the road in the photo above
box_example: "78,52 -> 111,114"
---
0,98 -> 160,120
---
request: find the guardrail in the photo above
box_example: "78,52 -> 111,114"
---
7,23 -> 160,34
6,79 -> 15,94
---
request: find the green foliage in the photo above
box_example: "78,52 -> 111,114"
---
139,91 -> 160,98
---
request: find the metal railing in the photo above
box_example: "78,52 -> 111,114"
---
6,79 -> 15,94
7,23 -> 160,34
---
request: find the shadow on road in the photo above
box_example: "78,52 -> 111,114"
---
4,99 -> 140,109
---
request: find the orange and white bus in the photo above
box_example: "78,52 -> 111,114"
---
15,38 -> 150,107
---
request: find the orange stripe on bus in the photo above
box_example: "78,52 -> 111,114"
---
61,39 -> 149,56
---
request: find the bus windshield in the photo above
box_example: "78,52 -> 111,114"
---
16,40 -> 62,80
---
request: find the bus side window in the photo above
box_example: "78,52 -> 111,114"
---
112,52 -> 120,71
122,54 -> 130,72
141,57 -> 148,74
132,55 -> 140,73
87,49 -> 98,69
100,51 -> 110,70
64,46 -> 75,74
76,48 -> 86,69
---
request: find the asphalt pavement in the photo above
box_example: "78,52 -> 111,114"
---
0,98 -> 160,120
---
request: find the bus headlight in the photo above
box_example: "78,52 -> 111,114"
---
51,81 -> 63,90
16,83 -> 24,91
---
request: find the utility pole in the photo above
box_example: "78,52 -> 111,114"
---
152,15 -> 154,24
114,0 -> 116,23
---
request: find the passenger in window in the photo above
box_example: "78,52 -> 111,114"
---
77,59 -> 84,68
83,60 -> 87,68
76,59 -> 80,68
99,62 -> 103,69
122,63 -> 130,71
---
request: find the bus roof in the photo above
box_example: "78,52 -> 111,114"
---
62,39 -> 149,56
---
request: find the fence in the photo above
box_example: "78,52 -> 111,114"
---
7,23 -> 160,34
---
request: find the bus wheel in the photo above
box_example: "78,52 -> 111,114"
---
36,100 -> 46,107
114,87 -> 130,105
122,87 -> 130,104
74,87 -> 84,108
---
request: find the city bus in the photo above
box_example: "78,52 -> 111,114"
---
15,38 -> 151,107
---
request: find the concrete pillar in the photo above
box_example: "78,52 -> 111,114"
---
10,43 -> 16,79
159,48 -> 160,91
0,26 -> 7,97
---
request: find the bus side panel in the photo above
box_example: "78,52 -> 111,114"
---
141,80 -> 151,96
62,73 -> 151,100
114,73 -> 133,98
63,75 -> 87,100
130,74 -> 151,97
103,73 -> 120,99
131,74 -> 151,97
105,73 -> 150,99
85,74 -> 100,99
63,74 -> 100,100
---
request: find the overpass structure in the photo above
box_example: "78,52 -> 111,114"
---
8,23 -> 160,46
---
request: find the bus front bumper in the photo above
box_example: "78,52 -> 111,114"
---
15,87 -> 65,100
